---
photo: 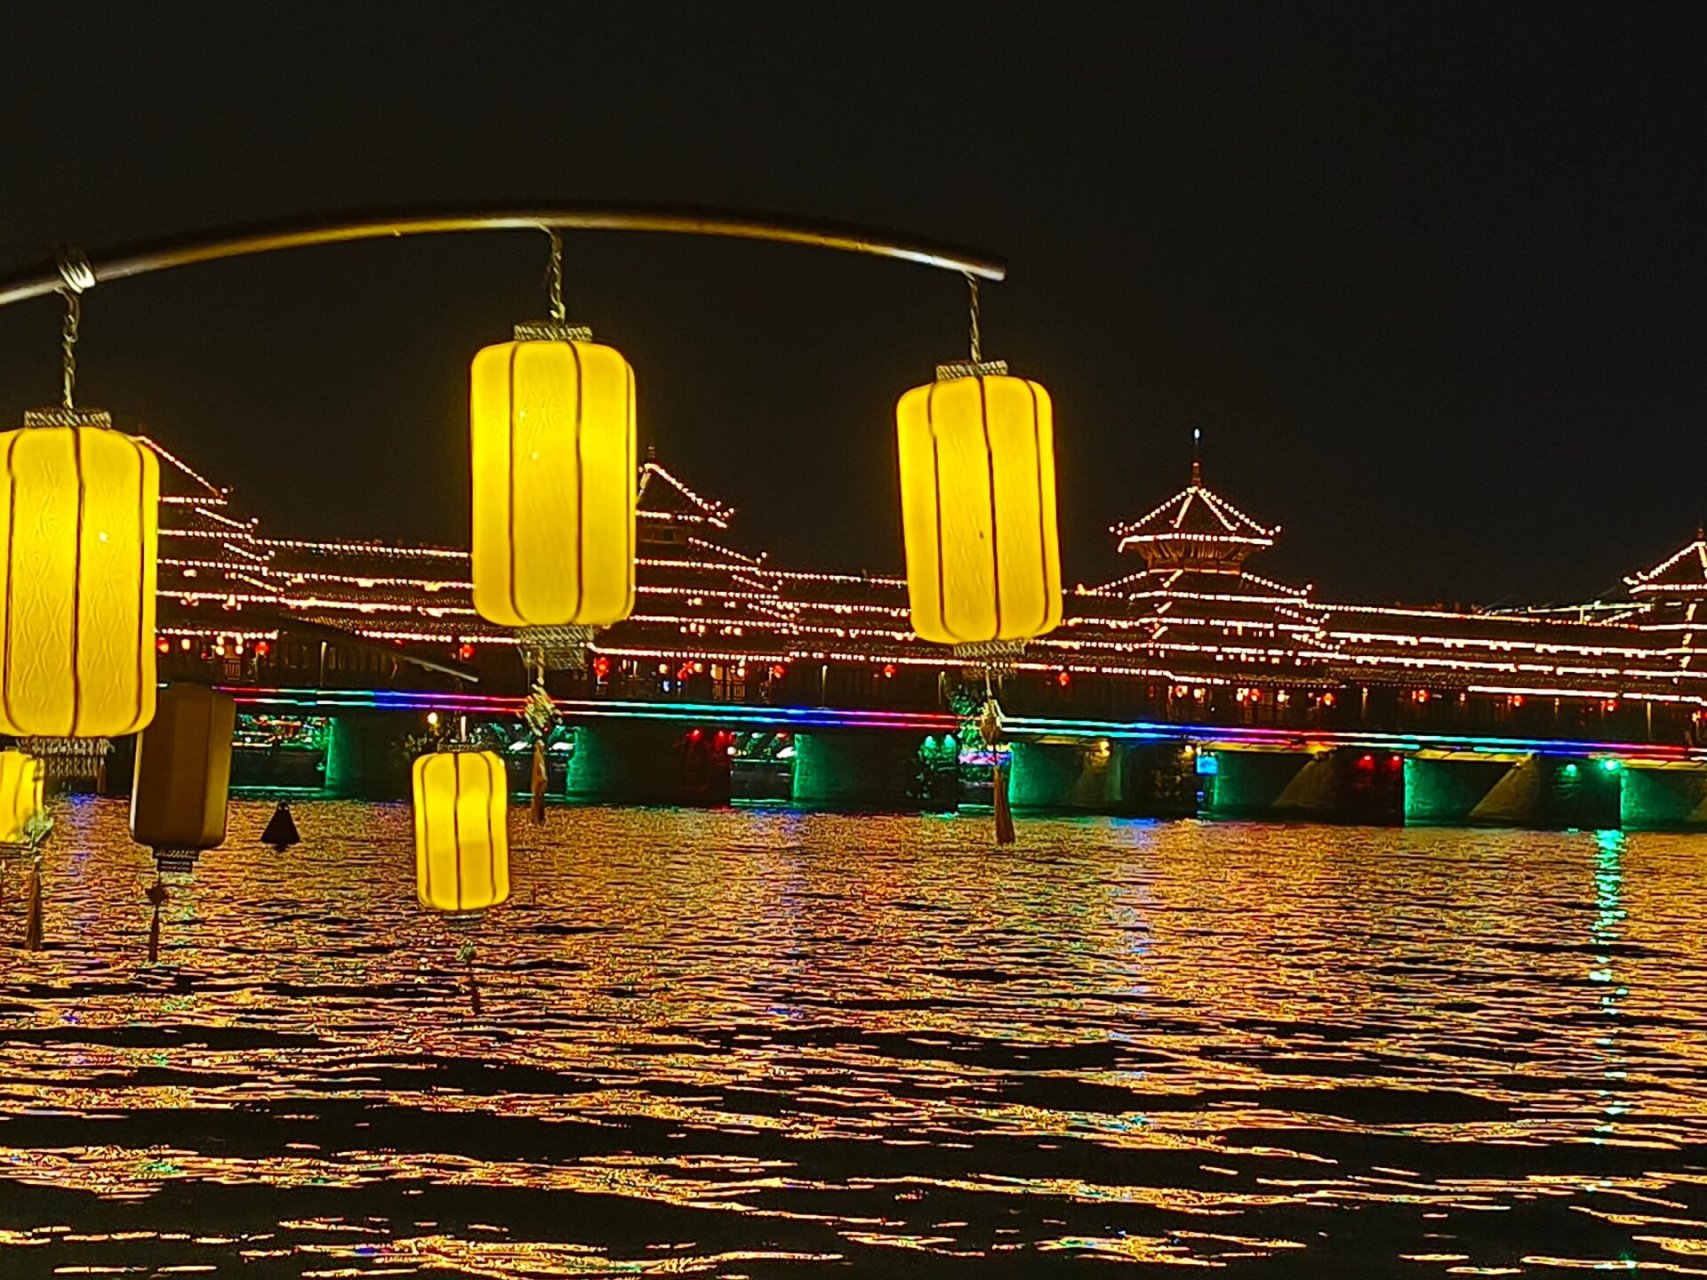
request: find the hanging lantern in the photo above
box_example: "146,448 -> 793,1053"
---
0,750 -> 44,845
895,361 -> 1062,645
0,409 -> 159,736
412,750 -> 510,915
470,324 -> 636,628
130,683 -> 235,873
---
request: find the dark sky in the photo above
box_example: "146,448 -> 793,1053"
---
2,3 -> 1703,606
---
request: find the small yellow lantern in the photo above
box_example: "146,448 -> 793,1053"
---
412,750 -> 510,914
0,410 -> 159,737
470,327 -> 636,628
896,364 -> 1062,644
0,750 -> 44,844
130,683 -> 235,871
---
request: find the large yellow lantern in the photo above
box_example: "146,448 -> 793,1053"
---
470,327 -> 636,628
412,750 -> 510,915
0,410 -> 159,737
896,364 -> 1062,644
0,750 -> 44,844
130,683 -> 235,871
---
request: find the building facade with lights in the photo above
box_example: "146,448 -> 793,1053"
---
146,436 -> 1707,752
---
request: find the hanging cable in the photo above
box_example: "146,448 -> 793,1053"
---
546,229 -> 565,324
965,271 -> 982,363
54,249 -> 94,411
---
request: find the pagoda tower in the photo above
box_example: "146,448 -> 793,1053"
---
1058,442 -> 1335,687
1110,453 -> 1279,575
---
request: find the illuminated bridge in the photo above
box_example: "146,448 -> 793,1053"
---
118,437 -> 1707,829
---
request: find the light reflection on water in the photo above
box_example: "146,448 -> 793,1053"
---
3,800 -> 1707,1275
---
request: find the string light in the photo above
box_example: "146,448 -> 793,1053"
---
133,436 -> 1707,718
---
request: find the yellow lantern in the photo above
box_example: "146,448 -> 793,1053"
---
895,365 -> 1062,644
0,410 -> 159,737
470,328 -> 636,628
0,750 -> 44,844
130,683 -> 235,871
412,750 -> 510,914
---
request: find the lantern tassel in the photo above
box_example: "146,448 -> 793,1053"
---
458,939 -> 482,1016
530,738 -> 547,826
977,692 -> 1015,845
23,856 -> 43,951
146,876 -> 169,963
993,760 -> 1016,845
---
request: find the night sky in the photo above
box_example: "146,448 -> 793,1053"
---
1,3 -> 1702,606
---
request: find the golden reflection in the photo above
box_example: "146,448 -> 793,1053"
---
3,802 -> 1707,1271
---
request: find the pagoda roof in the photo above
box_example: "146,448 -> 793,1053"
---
1080,565 -> 1310,603
1625,530 -> 1707,598
1111,459 -> 1278,553
143,434 -> 232,510
638,456 -> 733,529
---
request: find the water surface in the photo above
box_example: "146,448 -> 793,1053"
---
3,800 -> 1706,1275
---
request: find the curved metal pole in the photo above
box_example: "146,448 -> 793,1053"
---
0,202 -> 1007,308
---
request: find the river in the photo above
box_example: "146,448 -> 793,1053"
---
1,799 -> 1705,1276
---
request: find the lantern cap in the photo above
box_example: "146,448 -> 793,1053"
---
22,406 -> 112,429
935,359 -> 1009,382
153,848 -> 201,874
519,623 -> 597,672
953,638 -> 1026,676
513,321 -> 593,343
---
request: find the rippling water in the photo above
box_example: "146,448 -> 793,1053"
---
3,800 -> 1707,1276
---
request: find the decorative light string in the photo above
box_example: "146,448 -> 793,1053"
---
143,432 -> 1707,711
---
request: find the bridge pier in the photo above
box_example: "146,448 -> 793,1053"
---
1204,746 -> 1404,824
790,731 -> 949,810
325,715 -> 408,799
1405,751 -> 1620,829
1007,740 -> 1197,816
565,722 -> 731,806
1619,761 -> 1707,829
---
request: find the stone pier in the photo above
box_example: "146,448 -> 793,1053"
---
1619,761 -> 1707,830
790,732 -> 947,810
564,722 -> 731,806
1007,740 -> 1198,817
324,715 -> 408,799
1405,751 -> 1620,829
1204,746 -> 1404,824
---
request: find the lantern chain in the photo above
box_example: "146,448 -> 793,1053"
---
546,229 -> 566,324
965,271 -> 982,364
54,248 -> 94,411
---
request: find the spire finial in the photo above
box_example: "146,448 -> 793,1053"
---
1190,426 -> 1202,486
